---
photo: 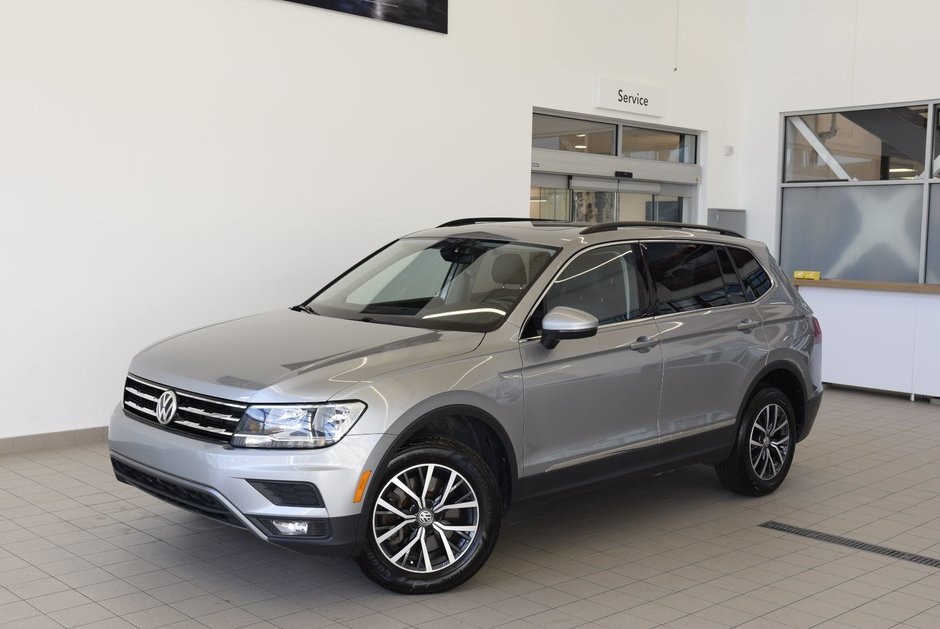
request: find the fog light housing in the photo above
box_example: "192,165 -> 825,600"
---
271,520 -> 309,535
254,517 -> 329,538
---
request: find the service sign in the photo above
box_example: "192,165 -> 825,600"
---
593,78 -> 664,117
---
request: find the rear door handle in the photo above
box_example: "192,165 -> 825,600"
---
629,335 -> 659,352
736,319 -> 760,332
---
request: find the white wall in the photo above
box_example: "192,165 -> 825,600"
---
1,0 -> 752,439
740,0 -> 940,253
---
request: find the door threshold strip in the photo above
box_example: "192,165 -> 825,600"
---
759,521 -> 940,569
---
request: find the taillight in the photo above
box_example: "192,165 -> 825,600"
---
812,316 -> 822,344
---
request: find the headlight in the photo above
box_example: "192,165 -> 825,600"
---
230,402 -> 366,449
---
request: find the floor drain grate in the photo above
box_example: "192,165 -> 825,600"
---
759,521 -> 940,569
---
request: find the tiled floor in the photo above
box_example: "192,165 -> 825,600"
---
2,387 -> 940,629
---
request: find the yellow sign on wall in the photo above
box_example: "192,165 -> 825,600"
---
793,270 -> 821,280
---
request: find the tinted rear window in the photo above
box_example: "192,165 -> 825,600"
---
728,246 -> 772,300
717,247 -> 748,305
645,243 -> 731,313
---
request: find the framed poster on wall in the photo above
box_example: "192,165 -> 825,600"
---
283,0 -> 448,34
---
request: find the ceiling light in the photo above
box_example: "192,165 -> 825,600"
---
574,145 -> 587,149
576,134 -> 586,137
889,167 -> 915,173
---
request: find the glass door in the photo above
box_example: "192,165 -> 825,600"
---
572,190 -> 618,222
530,186 -> 569,220
531,177 -> 692,224
649,195 -> 683,221
616,192 -> 684,222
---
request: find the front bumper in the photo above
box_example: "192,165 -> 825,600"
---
109,405 -> 384,556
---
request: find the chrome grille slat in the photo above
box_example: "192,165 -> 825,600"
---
176,391 -> 248,410
123,374 -> 247,443
125,387 -> 160,403
126,374 -> 166,391
125,400 -> 157,417
174,420 -> 233,436
178,406 -> 240,422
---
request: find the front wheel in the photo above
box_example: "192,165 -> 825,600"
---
356,437 -> 501,593
716,386 -> 796,496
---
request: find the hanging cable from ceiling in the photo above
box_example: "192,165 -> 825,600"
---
674,0 -> 680,72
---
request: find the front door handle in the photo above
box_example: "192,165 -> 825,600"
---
629,335 -> 659,352
736,319 -> 760,332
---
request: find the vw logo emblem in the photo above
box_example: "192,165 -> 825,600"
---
416,509 -> 434,527
155,390 -> 178,425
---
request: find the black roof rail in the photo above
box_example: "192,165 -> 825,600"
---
436,217 -> 566,228
580,221 -> 743,238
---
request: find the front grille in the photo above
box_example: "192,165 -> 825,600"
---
111,457 -> 245,528
123,374 -> 247,443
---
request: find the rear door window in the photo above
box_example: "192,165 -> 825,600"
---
728,247 -> 772,300
716,247 -> 748,304
644,242 -> 743,313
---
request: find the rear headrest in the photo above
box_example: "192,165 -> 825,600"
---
492,253 -> 527,285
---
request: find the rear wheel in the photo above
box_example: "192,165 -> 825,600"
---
716,386 -> 796,496
356,437 -> 501,593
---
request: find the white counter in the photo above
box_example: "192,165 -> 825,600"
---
795,280 -> 940,398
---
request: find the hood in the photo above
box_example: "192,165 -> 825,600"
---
129,309 -> 484,403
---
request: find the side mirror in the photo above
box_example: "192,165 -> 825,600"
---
540,306 -> 599,349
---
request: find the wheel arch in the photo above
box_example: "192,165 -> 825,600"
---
353,404 -> 518,553
395,405 -> 517,512
738,361 -> 808,438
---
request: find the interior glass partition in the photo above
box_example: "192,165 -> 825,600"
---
784,105 -> 928,182
532,114 -> 616,155
934,111 -> 940,178
621,127 -> 696,164
780,101 -> 940,284
927,184 -> 940,283
780,185 -> 922,282
532,112 -> 698,165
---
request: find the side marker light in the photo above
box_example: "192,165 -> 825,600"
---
353,470 -> 372,503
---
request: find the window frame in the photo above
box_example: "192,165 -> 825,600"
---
531,113 -> 618,157
306,237 -> 562,333
620,125 -> 698,165
644,241 -> 728,315
715,246 -> 749,305
782,105 -> 930,184
726,245 -> 774,301
642,241 -> 771,316
778,100 -> 940,284
532,109 -> 700,165
520,239 -> 776,341
519,241 -> 655,340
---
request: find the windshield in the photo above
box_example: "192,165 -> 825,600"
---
308,238 -> 558,332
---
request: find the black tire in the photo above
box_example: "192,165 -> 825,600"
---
356,437 -> 501,594
716,386 -> 796,497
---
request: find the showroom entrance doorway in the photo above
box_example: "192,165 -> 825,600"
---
530,110 -> 702,224
530,174 -> 695,223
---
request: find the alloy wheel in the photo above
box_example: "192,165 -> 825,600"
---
372,463 -> 480,574
748,403 -> 791,480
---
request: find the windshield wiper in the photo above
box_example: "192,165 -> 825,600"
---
290,304 -> 317,315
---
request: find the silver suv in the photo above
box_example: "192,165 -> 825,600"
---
110,219 -> 822,593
